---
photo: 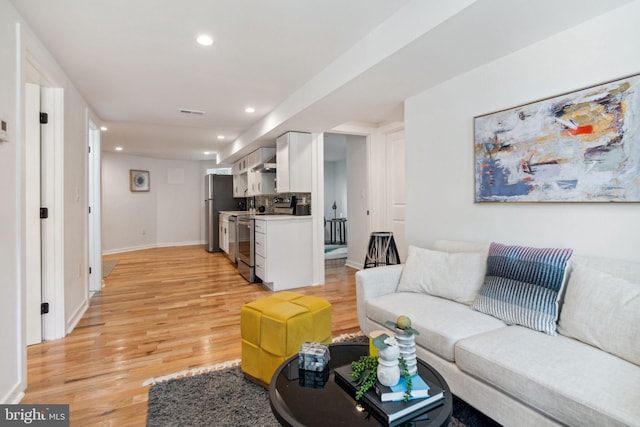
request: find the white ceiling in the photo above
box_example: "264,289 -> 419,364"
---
11,0 -> 633,164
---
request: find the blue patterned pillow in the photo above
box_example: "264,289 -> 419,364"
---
472,243 -> 573,335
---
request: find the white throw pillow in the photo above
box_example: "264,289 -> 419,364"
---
397,246 -> 487,305
558,263 -> 640,366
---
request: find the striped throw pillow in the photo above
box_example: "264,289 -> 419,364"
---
472,243 -> 573,335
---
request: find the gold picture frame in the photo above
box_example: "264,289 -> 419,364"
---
130,170 -> 150,192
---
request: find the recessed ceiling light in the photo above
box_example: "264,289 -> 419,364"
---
217,135 -> 225,140
100,126 -> 108,131
196,34 -> 214,46
204,151 -> 211,155
115,146 -> 123,151
245,107 -> 255,113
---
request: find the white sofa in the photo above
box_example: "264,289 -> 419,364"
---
356,240 -> 640,427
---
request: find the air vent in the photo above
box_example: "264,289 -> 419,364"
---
178,108 -> 205,115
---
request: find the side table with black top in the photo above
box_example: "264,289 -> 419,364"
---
328,218 -> 347,244
269,343 -> 452,427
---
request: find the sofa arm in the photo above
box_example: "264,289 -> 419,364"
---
355,264 -> 403,335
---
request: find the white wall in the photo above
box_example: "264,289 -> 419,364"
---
405,1 -> 640,261
0,0 -> 23,404
0,0 -> 97,403
101,152 -> 215,253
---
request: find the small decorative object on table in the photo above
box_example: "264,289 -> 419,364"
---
299,366 -> 330,389
350,316 -> 422,403
386,315 -> 420,376
376,335 -> 400,387
368,330 -> 387,357
298,342 -> 330,372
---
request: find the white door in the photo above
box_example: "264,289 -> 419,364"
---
25,83 -> 42,345
386,131 -> 406,261
88,120 -> 102,294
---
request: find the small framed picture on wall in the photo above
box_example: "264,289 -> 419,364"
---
130,170 -> 150,192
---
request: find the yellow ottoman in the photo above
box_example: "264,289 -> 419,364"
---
241,291 -> 332,386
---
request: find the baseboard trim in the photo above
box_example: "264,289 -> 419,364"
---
345,259 -> 363,270
102,241 -> 202,256
66,299 -> 89,335
1,381 -> 25,404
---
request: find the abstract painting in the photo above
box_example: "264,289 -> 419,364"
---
130,170 -> 150,192
474,74 -> 640,202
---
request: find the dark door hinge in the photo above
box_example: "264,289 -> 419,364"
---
89,267 -> 92,275
40,112 -> 48,124
41,302 -> 49,315
88,206 -> 91,214
40,207 -> 48,219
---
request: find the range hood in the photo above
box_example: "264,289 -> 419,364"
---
252,156 -> 277,173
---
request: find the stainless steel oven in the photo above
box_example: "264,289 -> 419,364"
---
227,215 -> 237,264
236,215 -> 256,282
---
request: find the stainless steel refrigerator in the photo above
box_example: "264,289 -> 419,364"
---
204,174 -> 238,252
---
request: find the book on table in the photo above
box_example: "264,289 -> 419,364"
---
334,365 -> 445,426
376,373 -> 431,402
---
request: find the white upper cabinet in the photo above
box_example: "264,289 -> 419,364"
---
246,147 -> 276,196
247,147 -> 276,170
233,169 -> 248,198
233,157 -> 248,174
247,169 -> 276,196
276,132 -> 312,193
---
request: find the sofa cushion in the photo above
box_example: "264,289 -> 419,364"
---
472,242 -> 572,335
557,263 -> 640,366
397,246 -> 488,305
366,292 -> 506,362
456,326 -> 640,427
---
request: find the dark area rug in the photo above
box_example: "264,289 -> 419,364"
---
147,364 -> 500,427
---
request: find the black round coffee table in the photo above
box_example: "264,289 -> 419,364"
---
269,343 -> 452,426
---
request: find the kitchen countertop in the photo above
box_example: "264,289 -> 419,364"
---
252,214 -> 311,221
219,210 -> 250,216
218,211 -> 311,221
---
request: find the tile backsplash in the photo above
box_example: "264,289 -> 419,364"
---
253,193 -> 311,214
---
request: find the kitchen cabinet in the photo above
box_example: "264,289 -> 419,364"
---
254,217 -> 313,290
276,132 -> 312,193
233,155 -> 248,198
219,213 -> 230,253
233,157 -> 248,174
233,147 -> 276,197
247,169 -> 276,196
247,147 -> 277,196
247,147 -> 276,169
233,175 -> 247,198
233,172 -> 248,198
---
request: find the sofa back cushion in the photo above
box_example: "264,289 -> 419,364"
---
472,242 -> 573,335
557,263 -> 640,366
432,240 -> 488,253
397,245 -> 487,305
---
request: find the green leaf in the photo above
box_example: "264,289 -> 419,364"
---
372,333 -> 390,349
384,320 -> 398,328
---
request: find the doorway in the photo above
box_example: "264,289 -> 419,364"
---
323,133 -> 368,268
323,134 -> 347,261
88,119 -> 102,295
24,67 -> 66,343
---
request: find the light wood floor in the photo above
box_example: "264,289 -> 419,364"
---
22,245 -> 361,426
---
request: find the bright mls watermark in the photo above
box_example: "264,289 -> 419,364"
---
0,405 -> 69,426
